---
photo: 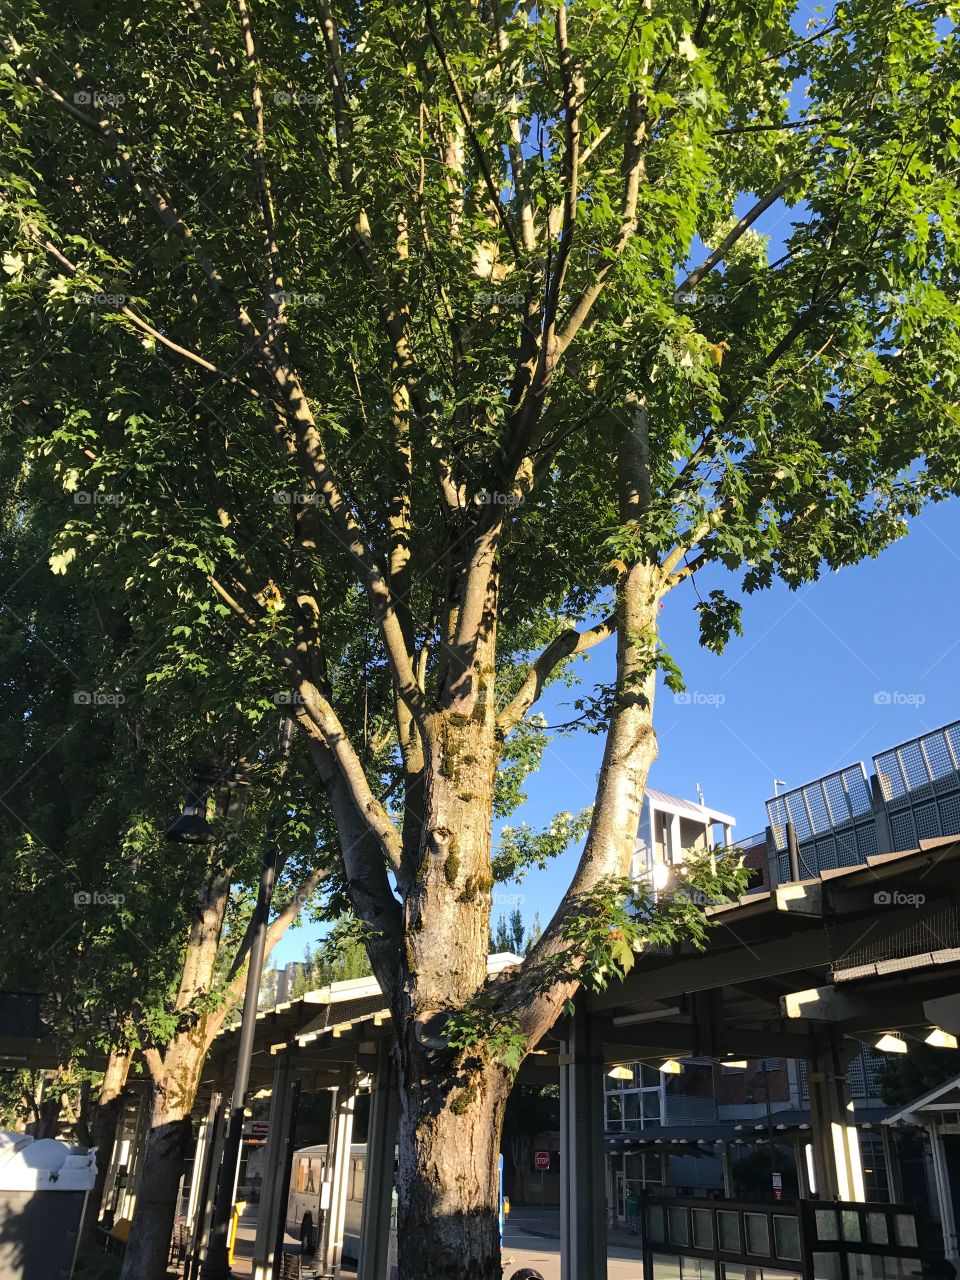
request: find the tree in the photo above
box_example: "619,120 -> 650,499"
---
878,1044 -> 960,1108
0,445 -> 330,1268
491,909 -> 526,955
2,3 -> 960,1278
287,922 -> 374,997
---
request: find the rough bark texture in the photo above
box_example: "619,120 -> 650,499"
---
118,1034 -> 206,1280
117,1109 -> 192,1280
390,612 -> 509,1280
394,1047 -> 509,1280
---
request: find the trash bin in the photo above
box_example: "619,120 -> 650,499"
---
0,1131 -> 97,1279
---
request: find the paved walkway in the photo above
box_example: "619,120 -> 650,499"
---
227,1203 -> 645,1279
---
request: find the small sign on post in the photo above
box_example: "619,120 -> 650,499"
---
534,1151 -> 550,1171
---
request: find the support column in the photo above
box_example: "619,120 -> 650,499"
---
929,1121 -> 960,1268
186,1096 -> 221,1248
720,1142 -> 734,1199
806,1034 -> 865,1202
252,1053 -> 296,1280
321,1067 -> 358,1280
880,1123 -> 903,1204
560,999 -> 607,1280
358,1043 -> 399,1280
794,1136 -> 810,1199
119,1085 -> 151,1219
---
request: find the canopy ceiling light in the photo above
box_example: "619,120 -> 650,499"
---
925,1027 -> 959,1050
875,1032 -> 908,1054
607,1066 -> 634,1081
723,1059 -> 748,1070
659,1058 -> 683,1075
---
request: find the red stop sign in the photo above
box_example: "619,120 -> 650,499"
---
535,1151 -> 550,1171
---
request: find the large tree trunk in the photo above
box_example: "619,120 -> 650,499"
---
394,615 -> 509,1280
78,1048 -> 132,1253
118,1035 -> 205,1280
395,1045 -> 510,1280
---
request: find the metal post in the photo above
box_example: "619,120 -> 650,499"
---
186,1090 -> 226,1280
270,1079 -> 301,1280
200,837 -> 279,1278
785,821 -> 802,882
120,1085 -> 151,1220
358,1042 -> 399,1280
323,1068 -> 358,1280
252,1055 -> 294,1280
929,1121 -> 960,1267
880,1123 -> 903,1204
720,1142 -> 734,1199
559,998 -> 607,1280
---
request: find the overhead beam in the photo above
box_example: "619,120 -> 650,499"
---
596,1019 -> 816,1061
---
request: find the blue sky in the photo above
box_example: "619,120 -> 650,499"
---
272,496 -> 960,966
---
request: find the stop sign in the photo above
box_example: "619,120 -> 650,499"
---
534,1151 -> 550,1171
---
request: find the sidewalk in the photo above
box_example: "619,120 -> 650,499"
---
225,1203 -> 645,1279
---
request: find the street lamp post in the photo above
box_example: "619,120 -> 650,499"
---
168,722 -> 293,1279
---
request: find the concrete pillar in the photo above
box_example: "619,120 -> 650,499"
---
252,1054 -> 297,1280
929,1121 -> 960,1267
358,1042 -> 399,1280
321,1067 -> 358,1280
806,1034 -> 865,1202
559,1000 -> 607,1280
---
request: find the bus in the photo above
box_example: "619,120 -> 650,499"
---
286,1142 -> 397,1270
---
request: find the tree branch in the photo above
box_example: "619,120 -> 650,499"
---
497,615 -> 616,736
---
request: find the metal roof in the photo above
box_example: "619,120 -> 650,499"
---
645,787 -> 736,827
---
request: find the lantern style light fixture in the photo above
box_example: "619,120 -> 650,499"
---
659,1058 -> 683,1075
165,769 -> 217,844
607,1065 -> 634,1081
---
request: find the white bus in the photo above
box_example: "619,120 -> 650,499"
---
286,1142 -> 397,1271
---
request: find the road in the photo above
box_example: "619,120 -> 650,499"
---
500,1209 -> 645,1280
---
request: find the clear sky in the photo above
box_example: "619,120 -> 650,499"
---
271,496 -> 960,967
